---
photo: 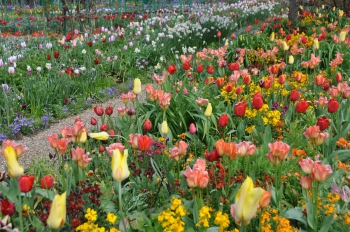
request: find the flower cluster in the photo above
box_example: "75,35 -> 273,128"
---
158,198 -> 187,231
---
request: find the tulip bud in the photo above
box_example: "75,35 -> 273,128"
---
189,123 -> 196,134
313,38 -> 319,50
161,121 -> 169,135
270,32 -> 275,41
105,105 -> 113,115
204,103 -> 212,117
90,117 -> 97,125
89,132 -> 109,141
300,176 -> 312,190
100,123 -> 109,131
94,105 -> 104,116
259,190 -> 271,209
288,55 -> 294,64
282,41 -> 289,50
19,175 -> 35,193
99,145 -> 105,153
143,119 -> 152,131
47,192 -> 66,229
335,72 -> 342,82
133,78 -> 142,95
40,176 -> 54,189
1,199 -> 15,216
340,31 -> 347,42
109,129 -> 115,137
278,74 -> 286,84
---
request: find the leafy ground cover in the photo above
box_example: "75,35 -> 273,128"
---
1,1 -> 350,232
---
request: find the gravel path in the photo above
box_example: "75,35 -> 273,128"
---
0,88 -> 147,172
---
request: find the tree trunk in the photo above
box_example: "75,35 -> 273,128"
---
289,0 -> 299,23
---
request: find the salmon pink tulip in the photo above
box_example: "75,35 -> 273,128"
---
183,158 -> 209,188
237,141 -> 256,157
312,163 -> 333,182
1,140 -> 28,158
300,176 -> 312,190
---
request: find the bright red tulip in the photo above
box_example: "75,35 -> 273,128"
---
243,75 -> 251,85
252,92 -> 263,110
295,100 -> 309,113
327,99 -> 339,113
54,51 -> 60,59
322,82 -> 329,91
94,58 -> 99,64
290,90 -> 300,101
90,117 -> 97,125
234,102 -> 247,117
167,64 -> 177,74
235,86 -> 243,95
47,54 -> 51,60
143,119 -> 152,131
87,41 -> 93,47
206,65 -> 214,74
105,105 -> 113,115
19,175 -> 35,193
228,62 -> 240,71
196,64 -> 204,73
317,116 -> 330,131
40,176 -> 54,189
218,114 -> 229,127
182,61 -> 190,70
216,78 -> 225,87
1,199 -> 15,216
138,135 -> 153,151
94,105 -> 104,116
100,123 -> 109,131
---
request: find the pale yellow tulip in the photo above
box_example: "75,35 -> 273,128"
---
133,78 -> 142,95
204,103 -> 212,117
89,132 -> 109,141
112,149 -> 130,182
3,146 -> 24,178
47,192 -> 66,229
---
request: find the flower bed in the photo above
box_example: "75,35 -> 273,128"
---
1,2 -> 350,232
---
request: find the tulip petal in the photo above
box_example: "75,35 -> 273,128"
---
242,187 -> 264,225
47,192 -> 66,229
3,146 -> 24,178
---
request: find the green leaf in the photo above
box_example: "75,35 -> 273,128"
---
319,213 -> 336,232
306,197 -> 314,230
35,188 -> 55,200
100,199 -> 117,213
263,124 -> 272,144
283,208 -> 307,225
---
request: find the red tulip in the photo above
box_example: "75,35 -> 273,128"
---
143,119 -> 152,131
47,54 -> 51,60
94,58 -> 99,64
1,199 -> 15,216
87,41 -> 93,47
252,92 -> 264,110
19,175 -> 35,193
182,61 -> 190,70
226,83 -> 233,93
205,148 -> 220,162
235,86 -> 243,95
327,99 -> 339,113
295,100 -> 309,113
290,90 -> 300,101
278,74 -> 286,84
105,105 -> 113,115
196,64 -> 204,73
100,123 -> 109,131
216,78 -> 225,87
218,114 -> 229,127
243,75 -> 251,85
99,145 -> 105,153
109,129 -> 115,137
40,176 -> 54,189
204,77 -> 214,85
206,65 -> 214,74
322,82 -> 329,91
90,117 -> 97,125
54,51 -> 60,59
335,72 -> 342,82
234,102 -> 247,117
94,105 -> 104,116
138,135 -> 153,151
317,116 -> 330,131
228,62 -> 240,71
167,64 -> 177,74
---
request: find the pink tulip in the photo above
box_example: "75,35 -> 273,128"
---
312,163 -> 333,182
315,96 -> 328,107
266,141 -> 290,165
128,134 -> 141,149
314,132 -> 329,145
47,134 -> 59,149
236,141 -> 256,157
299,158 -> 315,174
56,138 -> 70,155
71,147 -> 86,161
77,153 -> 92,169
106,143 -> 125,157
183,158 -> 209,188
329,86 -> 340,98
116,107 -> 128,117
189,123 -> 196,134
195,97 -> 209,108
303,126 -> 320,140
59,126 -> 73,139
158,92 -> 172,110
169,147 -> 181,161
300,176 -> 312,190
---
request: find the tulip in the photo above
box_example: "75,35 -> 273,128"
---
299,157 -> 315,174
206,65 -> 214,74
105,105 -> 113,115
313,38 -> 319,50
8,67 -> 15,74
161,121 -> 169,135
1,140 -> 27,158
40,175 -> 54,189
143,119 -> 152,131
1,199 -> 15,216
317,116 -> 330,131
237,141 -> 256,157
335,72 -> 342,82
133,78 -> 142,95
282,41 -> 289,50
93,105 -> 104,116
288,55 -> 294,64
216,77 -> 225,87
183,158 -> 209,188
314,132 -> 329,145
189,123 -> 196,134
89,132 -> 109,141
54,51 -> 60,59
47,192 -> 66,229
312,163 -> 333,182
204,103 -> 212,117
266,141 -> 290,165
100,123 -> 109,131
205,148 -> 220,162
295,100 -> 309,113
252,92 -> 263,110
300,176 -> 312,190
182,61 -> 190,70
289,89 -> 300,101
225,142 -> 237,160
56,138 -> 70,155
215,139 -> 226,156
19,175 -> 35,193
278,74 -> 286,85
303,125 -> 320,140
112,149 -> 130,182
259,190 -> 271,209
218,114 -> 229,127
228,62 -> 240,71
3,146 -> 24,178
47,134 -> 59,149
270,32 -> 275,41
327,99 -> 339,113
231,176 -> 264,225
339,31 -> 346,42
167,64 -> 176,74
217,31 -> 221,37
138,135 -> 153,151
234,102 -> 247,117
196,64 -> 204,73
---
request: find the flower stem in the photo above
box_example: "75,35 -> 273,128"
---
313,182 -> 319,232
17,179 -> 24,232
118,181 -> 127,231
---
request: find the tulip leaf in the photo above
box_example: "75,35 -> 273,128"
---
100,199 -> 117,213
35,188 -> 55,200
263,124 -> 272,144
306,197 -> 315,230
182,216 -> 195,230
319,213 -> 336,232
283,208 -> 307,226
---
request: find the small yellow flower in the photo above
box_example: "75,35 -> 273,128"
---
106,213 -> 117,224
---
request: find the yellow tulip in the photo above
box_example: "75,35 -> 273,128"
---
340,31 -> 347,42
3,146 -> 24,178
322,5 -> 324,9
282,41 -> 289,51
313,38 -> 319,50
225,39 -> 229,46
133,78 -> 142,95
78,129 -> 87,143
89,132 -> 109,141
161,121 -> 169,135
270,32 -> 275,41
112,149 -> 130,182
204,103 -> 212,117
288,55 -> 294,65
233,176 -> 264,225
47,192 -> 66,229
